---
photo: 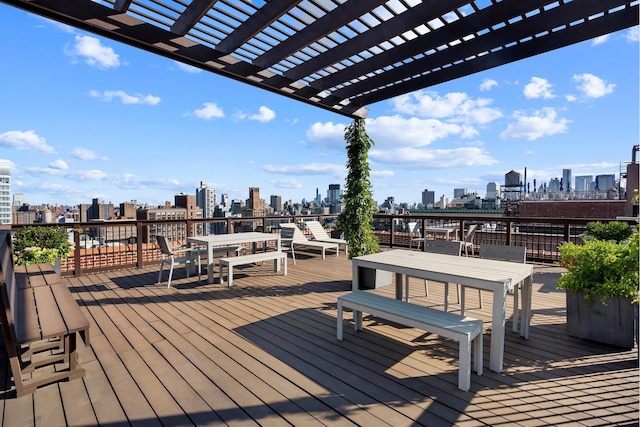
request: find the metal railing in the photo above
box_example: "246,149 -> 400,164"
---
8,214 -> 632,277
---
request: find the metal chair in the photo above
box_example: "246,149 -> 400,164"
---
408,222 -> 426,251
405,240 -> 463,313
156,235 -> 200,288
478,244 -> 527,330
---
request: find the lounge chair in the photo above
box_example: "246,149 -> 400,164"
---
304,220 -> 348,256
279,223 -> 339,265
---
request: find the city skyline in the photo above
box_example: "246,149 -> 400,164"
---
9,164 -> 626,212
1,6 -> 638,207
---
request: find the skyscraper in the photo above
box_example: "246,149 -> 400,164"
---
0,161 -> 10,224
595,174 -> 616,191
327,184 -> 341,204
196,181 -> 217,218
574,175 -> 593,195
562,169 -> 572,192
270,195 -> 282,212
249,187 -> 260,210
421,189 -> 435,206
196,181 -> 217,235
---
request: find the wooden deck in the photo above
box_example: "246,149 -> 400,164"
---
1,250 -> 638,426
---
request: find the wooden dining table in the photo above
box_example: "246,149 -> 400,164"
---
351,250 -> 534,373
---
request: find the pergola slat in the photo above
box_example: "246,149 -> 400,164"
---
332,0 -> 635,102
2,0 -> 637,118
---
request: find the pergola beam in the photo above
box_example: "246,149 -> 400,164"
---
170,0 -> 220,36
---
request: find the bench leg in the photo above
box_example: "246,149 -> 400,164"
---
458,335 -> 472,391
274,258 -> 279,273
337,300 -> 344,340
474,332 -> 483,376
219,263 -> 225,285
354,309 -> 362,331
512,285 -> 520,333
444,283 -> 450,312
283,257 -> 287,276
227,264 -> 234,287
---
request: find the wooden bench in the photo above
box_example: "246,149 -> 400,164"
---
218,251 -> 287,287
337,290 -> 483,391
0,231 -> 90,397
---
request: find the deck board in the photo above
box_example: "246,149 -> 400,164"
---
0,251 -> 637,426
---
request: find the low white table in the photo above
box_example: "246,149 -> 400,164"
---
351,250 -> 533,373
423,226 -> 457,240
187,232 -> 281,284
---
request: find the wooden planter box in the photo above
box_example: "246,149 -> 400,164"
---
566,290 -> 636,349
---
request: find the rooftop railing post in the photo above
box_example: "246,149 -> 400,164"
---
506,219 -> 513,246
563,222 -> 570,243
73,231 -> 82,277
136,221 -> 144,269
388,217 -> 395,247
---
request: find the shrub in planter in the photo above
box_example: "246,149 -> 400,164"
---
557,230 -> 638,348
558,233 -> 638,307
13,226 -> 74,266
584,221 -> 633,243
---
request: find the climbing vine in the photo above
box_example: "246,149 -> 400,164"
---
337,118 -> 380,258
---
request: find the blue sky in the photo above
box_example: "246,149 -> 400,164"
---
1,5 -> 638,207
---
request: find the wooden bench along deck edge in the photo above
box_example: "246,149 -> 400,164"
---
336,290 -> 483,391
0,231 -> 90,397
218,251 -> 287,287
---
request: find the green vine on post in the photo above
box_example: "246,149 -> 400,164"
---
337,118 -> 380,259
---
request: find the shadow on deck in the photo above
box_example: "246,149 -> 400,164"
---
0,252 -> 637,426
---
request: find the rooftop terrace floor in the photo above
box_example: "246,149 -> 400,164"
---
1,249 -> 638,426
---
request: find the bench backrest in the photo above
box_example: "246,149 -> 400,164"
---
0,231 -> 18,333
423,239 -> 462,256
479,244 -> 526,263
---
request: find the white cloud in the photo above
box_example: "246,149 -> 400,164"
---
268,178 -> 303,189
572,73 -> 615,98
625,26 -> 639,42
73,147 -> 97,160
591,35 -> 610,46
263,163 -> 346,178
26,166 -> 109,180
369,146 -> 498,168
371,170 -> 395,179
565,94 -> 577,102
249,106 -> 276,123
193,102 -> 225,120
523,77 -> 555,99
365,115 -> 471,148
392,90 -> 502,124
305,115 -> 481,152
65,35 -> 120,69
0,130 -> 54,153
90,90 -> 161,105
49,159 -> 69,170
306,122 -> 345,141
480,78 -> 498,91
500,108 -> 570,141
174,61 -> 202,73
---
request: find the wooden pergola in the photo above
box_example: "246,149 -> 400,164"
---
2,0 -> 638,118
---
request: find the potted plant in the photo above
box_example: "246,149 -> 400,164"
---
337,119 -> 391,288
13,226 -> 74,273
557,223 -> 638,348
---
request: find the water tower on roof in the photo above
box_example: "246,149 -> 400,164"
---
503,170 -> 522,200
